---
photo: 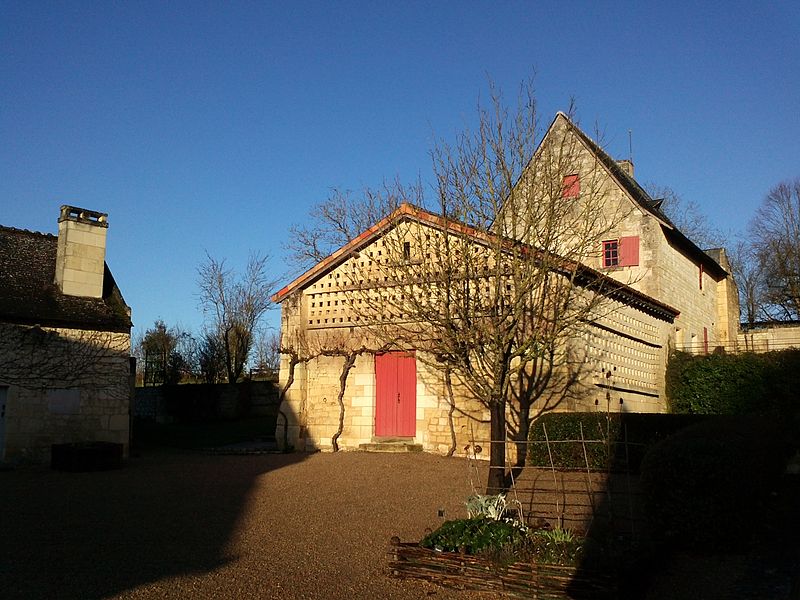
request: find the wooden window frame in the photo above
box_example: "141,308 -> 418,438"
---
602,239 -> 619,268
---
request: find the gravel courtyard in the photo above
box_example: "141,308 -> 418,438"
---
1,449 -> 489,600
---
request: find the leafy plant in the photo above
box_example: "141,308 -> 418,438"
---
531,528 -> 583,566
466,493 -> 507,520
535,527 -> 576,544
421,518 -> 529,554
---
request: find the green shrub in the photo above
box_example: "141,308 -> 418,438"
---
420,519 -> 584,566
528,412 -> 617,470
528,412 -> 707,471
639,416 -> 790,550
420,518 -> 529,554
666,349 -> 800,415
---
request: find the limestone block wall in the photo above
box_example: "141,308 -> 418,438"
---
738,323 -> 800,352
1,325 -> 131,463
593,202 -> 721,356
277,355 -> 307,450
55,208 -> 108,299
276,315 -> 495,455
582,300 -> 672,414
275,299 -> 672,459
592,196 -> 661,297
645,234 -> 719,353
549,129 -> 734,357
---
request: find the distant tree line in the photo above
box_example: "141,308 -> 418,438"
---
134,253 -> 279,386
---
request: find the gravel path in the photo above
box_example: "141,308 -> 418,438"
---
1,449 -> 490,600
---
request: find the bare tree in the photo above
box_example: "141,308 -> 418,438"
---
251,329 -> 281,378
284,180 -> 423,271
197,331 -> 226,384
197,253 -> 277,383
322,81 -> 629,491
750,178 -> 800,320
727,240 -> 768,326
644,183 -> 725,249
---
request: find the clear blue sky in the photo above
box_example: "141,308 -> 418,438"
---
2,1 -> 799,337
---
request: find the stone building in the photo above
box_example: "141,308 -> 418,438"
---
271,113 -> 739,455
0,206 -> 132,464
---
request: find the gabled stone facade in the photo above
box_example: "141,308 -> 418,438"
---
272,114 -> 739,457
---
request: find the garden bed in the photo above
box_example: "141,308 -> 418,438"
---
388,539 -> 617,599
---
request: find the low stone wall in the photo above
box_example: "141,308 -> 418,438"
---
133,381 -> 279,423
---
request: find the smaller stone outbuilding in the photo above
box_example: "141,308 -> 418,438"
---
0,206 -> 133,464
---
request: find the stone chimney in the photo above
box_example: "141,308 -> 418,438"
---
616,159 -> 634,179
55,205 -> 108,298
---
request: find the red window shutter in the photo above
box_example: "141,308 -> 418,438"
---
562,174 -> 580,198
619,236 -> 640,266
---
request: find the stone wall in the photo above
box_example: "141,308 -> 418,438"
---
1,323 -> 131,464
275,234 -> 674,456
133,380 -> 279,423
542,121 -> 739,358
277,348 -> 490,455
737,322 -> 800,352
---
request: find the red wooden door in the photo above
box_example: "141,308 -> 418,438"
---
375,352 -> 416,437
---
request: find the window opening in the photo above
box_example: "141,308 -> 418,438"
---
602,239 -> 619,267
562,174 -> 580,198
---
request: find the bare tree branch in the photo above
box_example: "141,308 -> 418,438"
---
197,252 -> 277,383
750,178 -> 800,320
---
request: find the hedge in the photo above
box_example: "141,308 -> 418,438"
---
639,416 -> 791,549
527,412 -> 708,471
666,348 -> 800,415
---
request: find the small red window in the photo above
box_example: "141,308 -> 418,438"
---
562,174 -> 580,198
602,240 -> 619,267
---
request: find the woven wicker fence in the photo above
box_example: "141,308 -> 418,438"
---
388,540 -> 617,599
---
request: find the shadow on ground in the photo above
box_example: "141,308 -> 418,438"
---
0,434 -> 306,599
567,414 -> 800,600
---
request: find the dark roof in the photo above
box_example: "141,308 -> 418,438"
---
557,113 -> 728,279
0,225 -> 132,332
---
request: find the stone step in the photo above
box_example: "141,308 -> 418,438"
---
358,442 -> 423,453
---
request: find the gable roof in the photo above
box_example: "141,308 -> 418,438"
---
0,225 -> 132,332
273,203 -> 679,322
546,113 -> 728,279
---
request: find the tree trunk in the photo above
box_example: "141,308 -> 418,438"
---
506,399 -> 532,489
331,352 -> 357,452
487,399 -> 507,494
277,353 -> 299,450
444,367 -> 457,457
